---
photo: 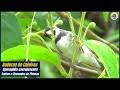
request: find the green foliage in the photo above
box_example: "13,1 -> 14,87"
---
58,13 -> 79,34
84,40 -> 119,78
17,18 -> 32,33
1,45 -> 67,77
22,33 -> 42,45
35,12 -> 59,29
1,45 -> 60,66
1,12 -> 22,52
1,12 -> 119,78
16,12 -> 39,35
16,12 -> 34,18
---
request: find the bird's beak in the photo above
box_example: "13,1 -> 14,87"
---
46,30 -> 52,35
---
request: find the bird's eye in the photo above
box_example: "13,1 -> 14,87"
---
44,27 -> 50,37
45,27 -> 50,33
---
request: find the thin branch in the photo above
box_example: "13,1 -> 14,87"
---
61,60 -> 99,76
57,12 -> 119,53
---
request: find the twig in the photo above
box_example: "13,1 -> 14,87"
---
57,12 -> 119,53
61,60 -> 99,76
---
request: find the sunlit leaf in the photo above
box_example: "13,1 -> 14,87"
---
1,45 -> 61,67
98,69 -> 106,78
84,40 -> 119,78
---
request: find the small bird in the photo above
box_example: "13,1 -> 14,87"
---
44,26 -> 102,71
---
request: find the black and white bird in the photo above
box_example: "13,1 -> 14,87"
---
44,26 -> 102,71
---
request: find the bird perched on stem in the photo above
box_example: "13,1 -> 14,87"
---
44,26 -> 102,72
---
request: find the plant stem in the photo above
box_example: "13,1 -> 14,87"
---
26,12 -> 36,62
34,34 -> 53,52
77,12 -> 86,41
15,12 -> 21,16
53,17 -> 63,26
67,12 -> 75,45
57,65 -> 68,77
24,33 -> 53,52
25,32 -> 68,77
48,12 -> 55,43
67,12 -> 86,78
67,45 -> 79,78
35,30 -> 44,34
81,22 -> 96,41
61,60 -> 99,76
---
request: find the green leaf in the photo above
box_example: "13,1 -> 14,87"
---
17,18 -> 32,32
15,12 -> 34,18
84,40 -> 119,78
1,45 -> 60,66
98,69 -> 106,78
1,45 -> 67,77
1,12 -> 22,52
